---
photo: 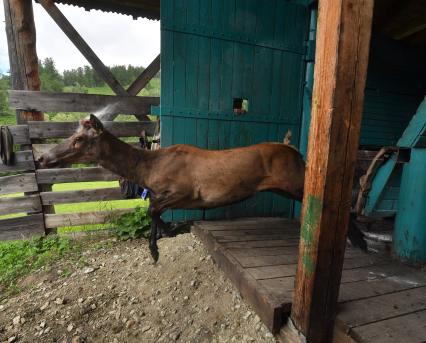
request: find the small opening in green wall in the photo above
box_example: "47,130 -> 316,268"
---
233,98 -> 249,115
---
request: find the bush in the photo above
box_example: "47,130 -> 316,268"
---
112,206 -> 151,240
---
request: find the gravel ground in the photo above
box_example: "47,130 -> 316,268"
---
0,233 -> 277,343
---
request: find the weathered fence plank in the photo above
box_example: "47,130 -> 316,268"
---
9,91 -> 159,115
36,167 -> 118,184
0,194 -> 42,215
32,143 -> 140,161
28,120 -> 157,139
7,125 -> 30,145
40,187 -> 123,205
0,150 -> 35,172
0,173 -> 38,194
44,208 -> 134,228
0,214 -> 45,240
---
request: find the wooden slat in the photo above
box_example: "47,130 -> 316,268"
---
220,238 -> 300,249
216,233 -> 300,243
0,214 -> 45,240
0,173 -> 38,194
337,286 -> 426,329
0,150 -> 35,172
28,120 -> 157,139
44,208 -> 134,228
349,309 -> 426,343
9,91 -> 159,115
0,194 -> 41,215
7,125 -> 30,145
32,143 -> 139,161
37,0 -> 127,96
40,187 -> 123,205
289,0 -> 374,341
36,167 -> 118,184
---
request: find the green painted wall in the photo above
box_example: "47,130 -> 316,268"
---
360,36 -> 426,147
160,0 -> 310,221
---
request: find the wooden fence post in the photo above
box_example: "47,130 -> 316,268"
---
4,0 -> 55,233
3,0 -> 43,124
281,0 -> 374,342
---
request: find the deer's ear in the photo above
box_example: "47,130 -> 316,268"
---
89,114 -> 104,132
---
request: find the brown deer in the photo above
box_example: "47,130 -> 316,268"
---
39,115 -> 364,262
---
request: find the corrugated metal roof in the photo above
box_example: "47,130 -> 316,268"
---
49,0 -> 160,20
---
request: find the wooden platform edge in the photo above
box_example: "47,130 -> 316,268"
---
192,223 -> 287,333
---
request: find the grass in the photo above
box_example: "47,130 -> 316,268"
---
0,235 -> 75,295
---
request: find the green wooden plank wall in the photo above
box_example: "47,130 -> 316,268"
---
360,36 -> 426,147
160,0 -> 309,221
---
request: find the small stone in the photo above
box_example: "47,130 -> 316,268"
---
125,320 -> 136,329
0,305 -> 5,312
40,321 -> 46,328
204,306 -> 210,312
44,327 -> 51,334
71,336 -> 82,343
40,301 -> 49,311
82,267 -> 96,274
190,280 -> 196,287
20,317 -> 26,324
8,337 -> 16,343
243,311 -> 252,320
265,332 -> 273,338
12,316 -> 20,326
78,298 -> 84,304
170,331 -> 181,341
67,324 -> 74,332
54,298 -> 64,305
183,296 -> 189,301
90,303 -> 97,310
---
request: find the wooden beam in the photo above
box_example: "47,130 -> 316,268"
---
9,91 -> 159,115
98,54 -> 161,121
3,0 -> 43,123
44,208 -> 134,228
0,173 -> 38,194
287,0 -> 374,342
36,167 -> 117,184
40,187 -> 123,205
0,151 -> 35,172
37,0 -> 127,96
0,214 -> 45,240
28,121 -> 157,139
127,54 -> 161,96
0,194 -> 42,215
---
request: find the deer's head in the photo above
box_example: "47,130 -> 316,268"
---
39,114 -> 104,168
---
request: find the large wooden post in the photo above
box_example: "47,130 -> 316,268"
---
3,0 -> 43,124
4,0 -> 55,232
283,0 -> 374,342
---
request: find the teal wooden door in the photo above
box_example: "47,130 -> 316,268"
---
160,0 -> 309,221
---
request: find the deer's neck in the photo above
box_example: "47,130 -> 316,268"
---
97,131 -> 151,184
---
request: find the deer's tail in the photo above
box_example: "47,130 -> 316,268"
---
283,130 -> 292,145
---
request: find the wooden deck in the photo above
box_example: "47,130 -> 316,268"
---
192,218 -> 426,343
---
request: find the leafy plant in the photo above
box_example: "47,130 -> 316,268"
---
112,206 -> 151,240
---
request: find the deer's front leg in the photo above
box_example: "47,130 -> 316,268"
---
147,205 -> 160,263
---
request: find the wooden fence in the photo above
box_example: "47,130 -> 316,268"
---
0,119 -> 157,240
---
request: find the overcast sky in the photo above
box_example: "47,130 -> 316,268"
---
0,0 -> 160,74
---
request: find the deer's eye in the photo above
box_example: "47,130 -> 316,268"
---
75,137 -> 83,144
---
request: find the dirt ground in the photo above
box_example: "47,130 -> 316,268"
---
0,233 -> 277,343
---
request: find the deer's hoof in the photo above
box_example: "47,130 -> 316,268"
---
149,245 -> 159,263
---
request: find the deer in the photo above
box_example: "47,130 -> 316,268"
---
39,115 -> 365,262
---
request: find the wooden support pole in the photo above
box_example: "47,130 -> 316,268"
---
127,54 -> 161,96
98,54 -> 161,121
284,0 -> 374,342
3,0 -> 55,234
3,0 -> 43,124
37,0 -> 127,96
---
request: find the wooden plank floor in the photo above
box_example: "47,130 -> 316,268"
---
192,218 -> 426,342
